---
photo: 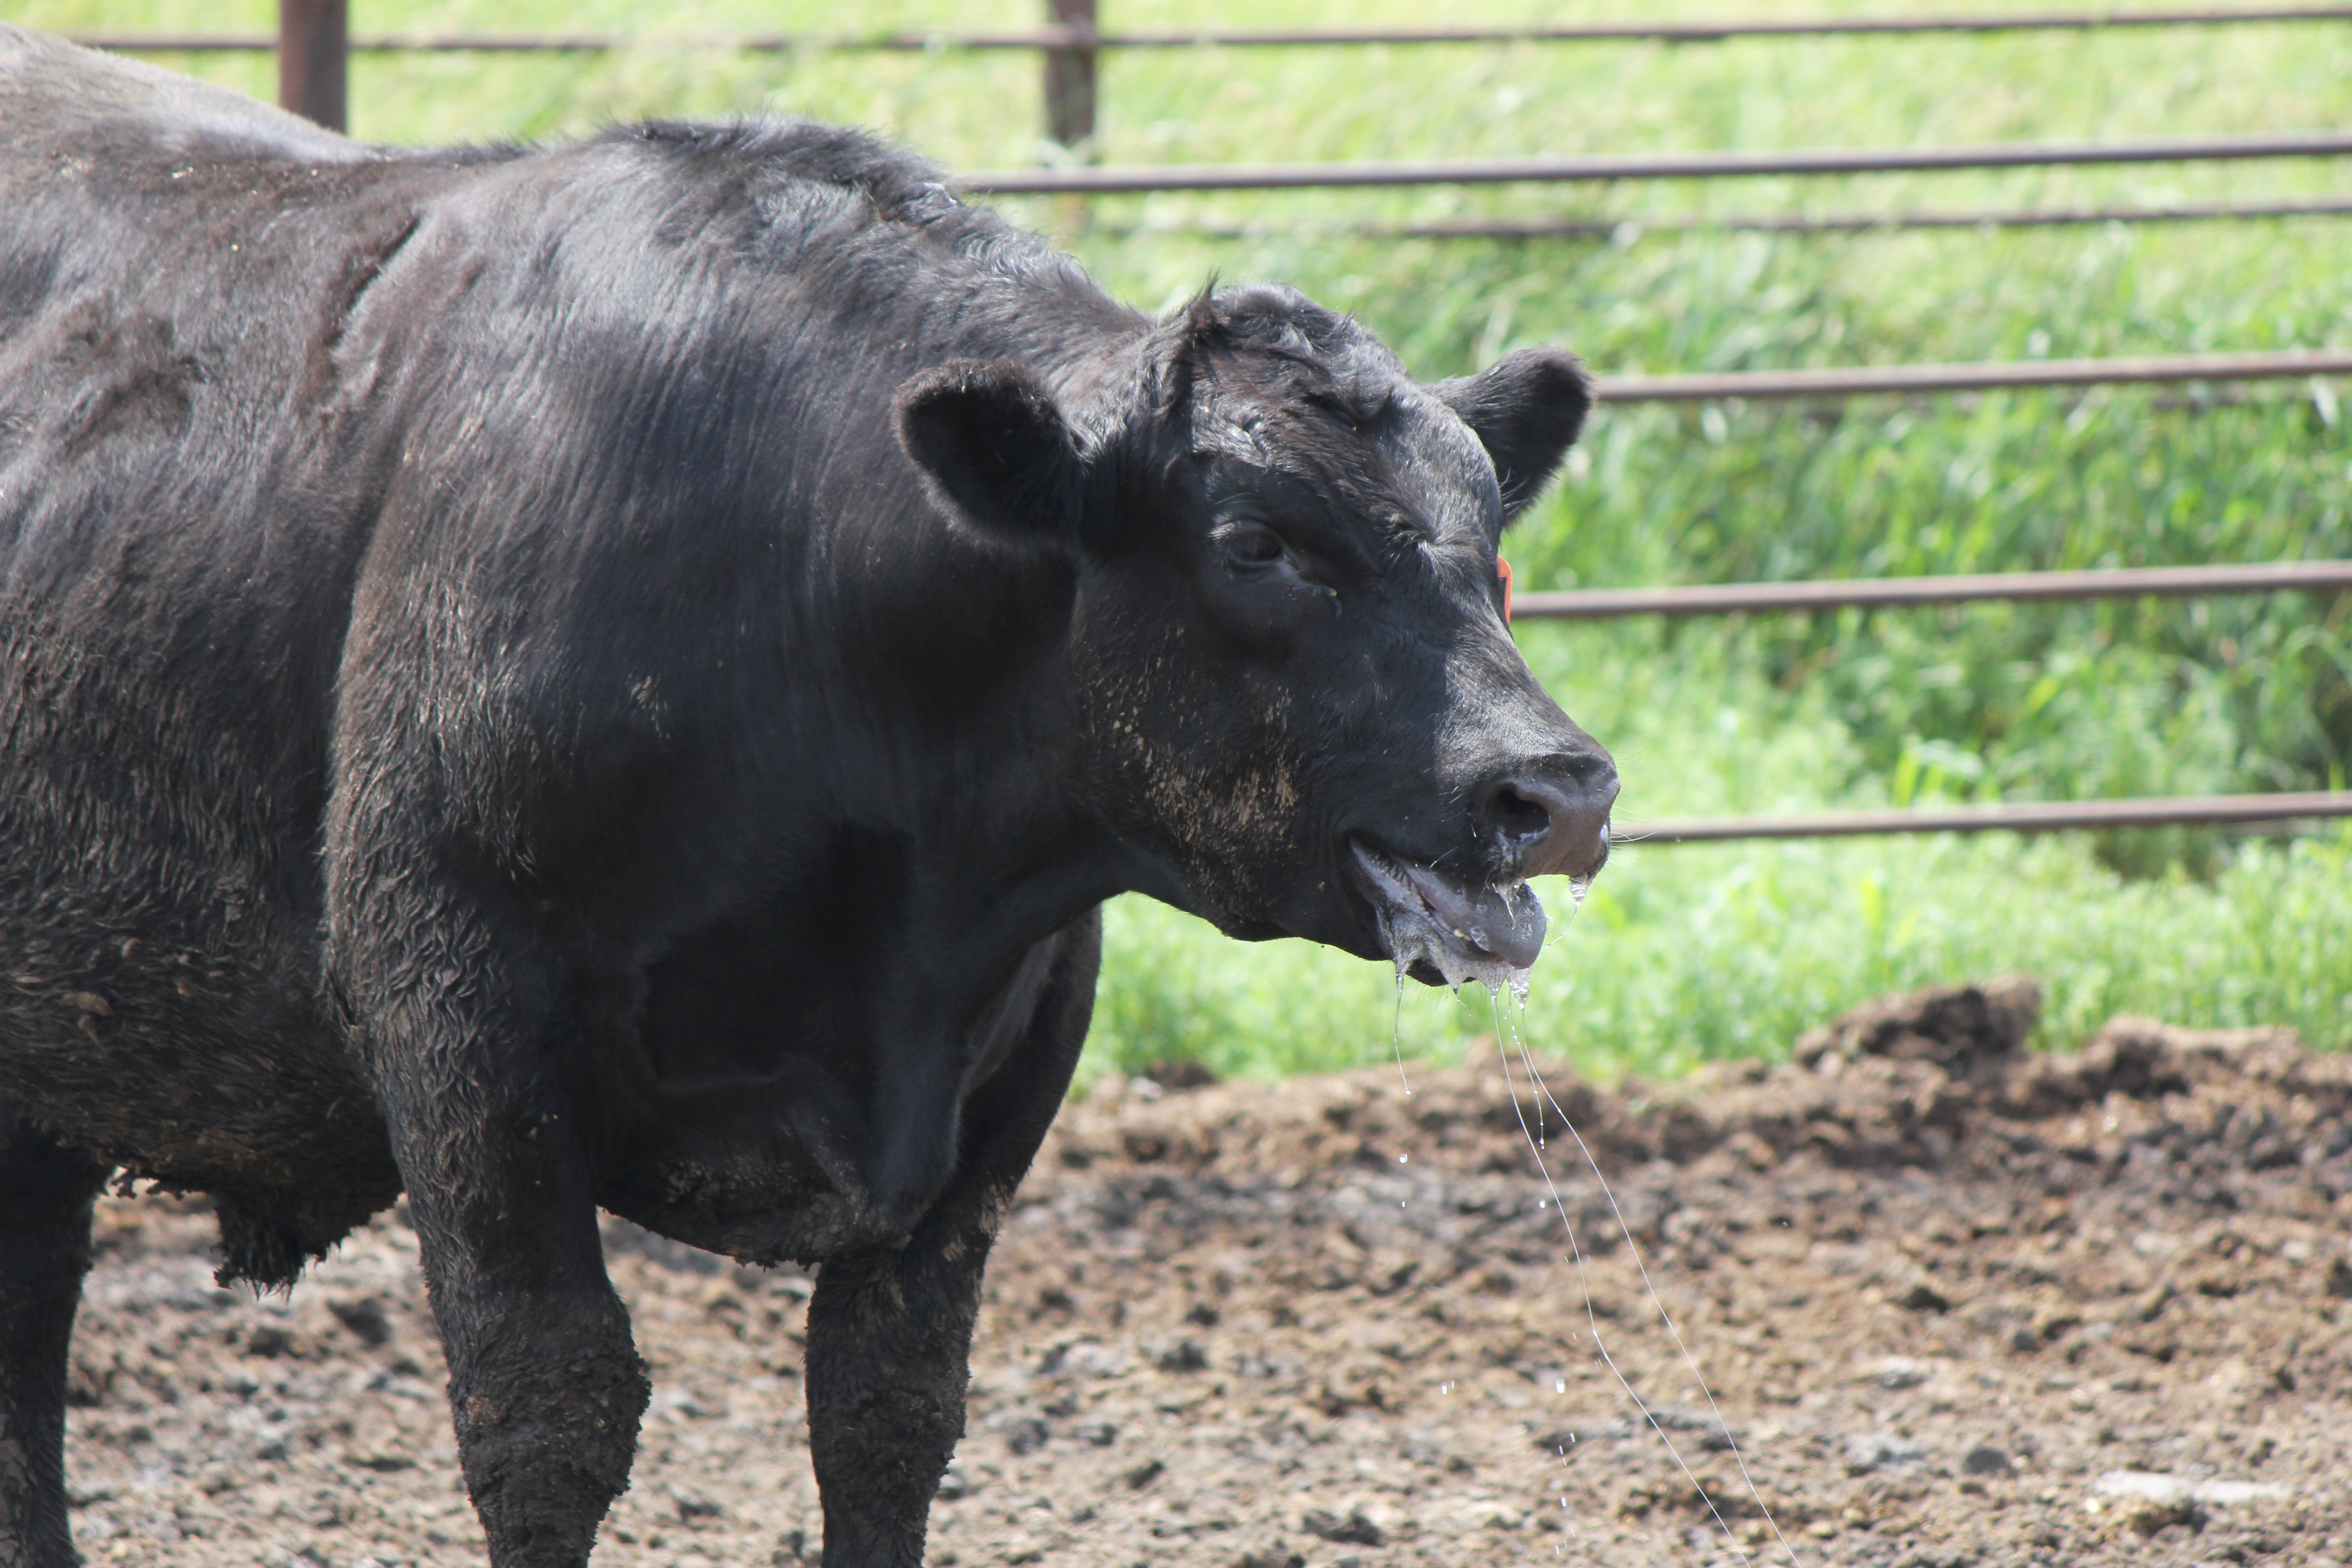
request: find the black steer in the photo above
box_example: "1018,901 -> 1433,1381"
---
0,27 -> 1616,1568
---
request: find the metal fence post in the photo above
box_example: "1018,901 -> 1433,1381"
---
279,0 -> 348,132
1043,0 -> 1097,155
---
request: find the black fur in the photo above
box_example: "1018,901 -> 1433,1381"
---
0,25 -> 1611,1568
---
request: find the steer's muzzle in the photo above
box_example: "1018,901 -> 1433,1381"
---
1478,751 -> 1619,882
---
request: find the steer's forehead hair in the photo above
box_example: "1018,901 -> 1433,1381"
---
1154,286 -> 1499,546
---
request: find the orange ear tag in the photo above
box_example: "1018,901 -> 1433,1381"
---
1496,555 -> 1514,623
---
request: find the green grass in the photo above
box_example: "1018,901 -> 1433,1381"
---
1098,820 -> 2352,1086
25,0 -> 2352,1077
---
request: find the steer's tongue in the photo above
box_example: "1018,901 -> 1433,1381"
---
1398,860 -> 1548,970
1349,843 -> 1549,983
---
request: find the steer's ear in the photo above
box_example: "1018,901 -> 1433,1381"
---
1431,347 -> 1594,523
896,359 -> 1092,550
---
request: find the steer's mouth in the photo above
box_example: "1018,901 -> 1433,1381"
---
1348,840 -> 1548,991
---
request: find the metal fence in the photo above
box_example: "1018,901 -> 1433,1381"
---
1328,194 -> 2352,240
1635,792 -> 2352,845
1594,348 -> 2352,403
82,2 -> 2352,844
81,1 -> 2352,158
78,4 -> 2352,55
959,131 -> 2352,193
1513,561 -> 2352,621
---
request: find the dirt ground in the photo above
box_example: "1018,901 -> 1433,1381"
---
57,977 -> 2352,1568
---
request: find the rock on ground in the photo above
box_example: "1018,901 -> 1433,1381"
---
56,979 -> 2352,1566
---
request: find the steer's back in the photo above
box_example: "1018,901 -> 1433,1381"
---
0,28 -> 491,1233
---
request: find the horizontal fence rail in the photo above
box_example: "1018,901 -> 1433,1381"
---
1240,195 -> 2352,240
72,5 -> 2352,54
1559,569 -> 2352,846
1631,790 -> 2352,844
958,131 -> 2352,194
1593,347 -> 2352,404
1514,561 -> 2352,621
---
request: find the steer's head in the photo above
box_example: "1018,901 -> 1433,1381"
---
897,284 -> 1616,986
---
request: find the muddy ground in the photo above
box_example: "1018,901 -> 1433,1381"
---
58,978 -> 2352,1568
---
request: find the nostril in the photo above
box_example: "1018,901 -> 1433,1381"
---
1480,765 -> 1615,880
1486,782 -> 1556,846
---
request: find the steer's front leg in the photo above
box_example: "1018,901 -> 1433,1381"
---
0,1099 -> 111,1568
340,902 -> 649,1568
804,1231 -> 990,1568
805,915 -> 1098,1568
403,1122 -> 647,1568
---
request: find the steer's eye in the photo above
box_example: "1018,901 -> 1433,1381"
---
1219,525 -> 1289,575
1200,518 -> 1334,638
